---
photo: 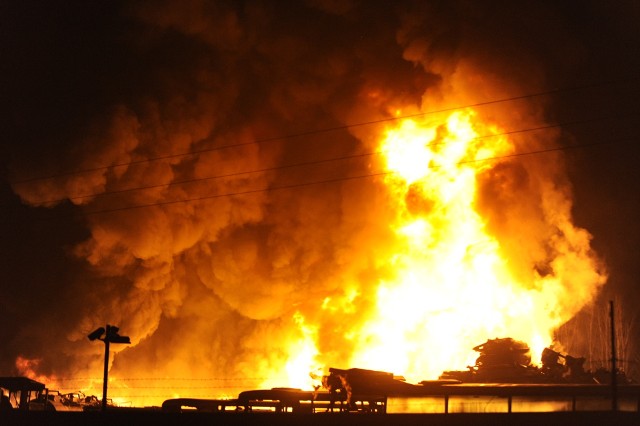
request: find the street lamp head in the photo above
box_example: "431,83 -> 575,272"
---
106,324 -> 131,344
89,323 -> 131,412
88,327 -> 106,341
109,334 -> 131,344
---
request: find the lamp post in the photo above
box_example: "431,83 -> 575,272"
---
88,324 -> 131,411
610,301 -> 617,412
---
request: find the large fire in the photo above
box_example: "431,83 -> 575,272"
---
350,110 -> 553,380
13,104 -> 607,408
14,105 -> 608,408
8,3 -> 613,409
267,107 -> 606,390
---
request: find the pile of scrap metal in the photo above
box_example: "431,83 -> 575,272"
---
54,391 -> 103,411
541,347 -> 631,385
439,337 -> 630,384
161,368 -> 459,413
161,382 -> 388,413
237,386 -> 386,413
162,367 -> 465,413
539,347 -> 592,383
0,376 -> 108,412
440,338 -> 542,383
161,397 -> 240,413
319,367 -> 459,399
319,368 -> 397,411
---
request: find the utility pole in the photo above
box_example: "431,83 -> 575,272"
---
102,336 -> 110,412
88,324 -> 131,411
610,300 -> 617,412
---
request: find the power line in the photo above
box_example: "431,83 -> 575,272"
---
10,77 -> 638,185
17,113 -> 635,207
77,137 -> 632,218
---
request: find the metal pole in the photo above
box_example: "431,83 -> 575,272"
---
102,329 -> 110,412
610,300 -> 617,412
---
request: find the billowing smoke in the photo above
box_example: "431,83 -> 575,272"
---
4,0 -> 632,404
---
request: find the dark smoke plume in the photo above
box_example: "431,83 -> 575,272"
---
1,0 -> 638,400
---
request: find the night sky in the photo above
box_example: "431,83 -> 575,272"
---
1,0 -> 639,394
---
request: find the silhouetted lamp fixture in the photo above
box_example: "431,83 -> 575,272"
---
87,324 -> 131,411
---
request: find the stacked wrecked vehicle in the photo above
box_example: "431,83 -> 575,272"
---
439,337 -> 629,384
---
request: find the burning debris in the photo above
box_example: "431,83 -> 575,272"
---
320,368 -> 396,410
439,338 -> 631,384
438,338 -> 541,383
0,377 -> 105,411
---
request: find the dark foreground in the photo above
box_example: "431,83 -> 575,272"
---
2,411 -> 640,426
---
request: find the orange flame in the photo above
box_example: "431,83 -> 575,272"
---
15,356 -> 53,385
11,99 -> 606,408
343,109 -> 603,381
280,107 -> 605,386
